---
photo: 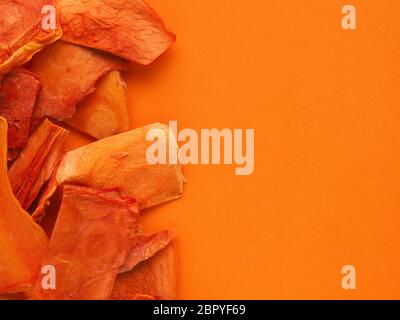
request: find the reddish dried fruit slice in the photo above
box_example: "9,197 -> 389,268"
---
8,119 -> 69,219
0,68 -> 41,159
57,123 -> 184,209
112,244 -> 177,300
0,293 -> 25,300
31,161 -> 60,222
33,184 -> 175,299
120,230 -> 175,273
0,117 -> 48,294
29,41 -> 125,121
57,0 -> 176,65
0,0 -> 62,78
65,71 -> 130,139
33,185 -> 140,300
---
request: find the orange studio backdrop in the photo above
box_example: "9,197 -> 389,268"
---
55,0 -> 400,299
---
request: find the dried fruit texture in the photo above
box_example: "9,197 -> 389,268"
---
8,119 -> 69,221
65,71 -> 129,139
32,165 -> 59,222
29,41 -> 125,121
57,0 -> 176,65
33,185 -> 173,300
0,68 -> 41,159
120,229 -> 175,273
112,244 -> 177,300
0,293 -> 26,300
57,123 -> 184,209
33,185 -> 139,300
0,117 -> 48,294
0,0 -> 62,78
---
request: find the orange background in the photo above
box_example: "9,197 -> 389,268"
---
50,0 -> 400,299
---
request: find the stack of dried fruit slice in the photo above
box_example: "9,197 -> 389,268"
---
0,0 -> 183,300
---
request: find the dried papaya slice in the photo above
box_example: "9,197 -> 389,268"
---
57,123 -> 184,209
8,119 -> 69,220
57,0 -> 176,65
120,230 -> 175,273
0,0 -> 62,78
0,117 -> 48,294
33,184 -> 175,299
0,68 -> 41,160
34,185 -> 141,300
112,244 -> 177,300
31,163 -> 60,222
65,71 -> 130,139
29,41 -> 125,121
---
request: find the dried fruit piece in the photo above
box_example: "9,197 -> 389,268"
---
29,41 -> 125,121
33,184 -> 173,300
112,244 -> 177,300
57,0 -> 176,65
33,185 -> 139,300
34,185 -> 139,300
65,71 -> 129,139
0,293 -> 26,300
57,123 -> 184,209
0,117 -> 48,294
8,119 -> 69,220
31,161 -> 60,222
0,0 -> 62,78
120,230 -> 175,273
0,68 -> 41,159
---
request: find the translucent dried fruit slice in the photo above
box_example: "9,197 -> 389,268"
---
57,0 -> 176,65
65,71 -> 130,139
57,123 -> 184,209
8,119 -> 69,220
0,0 -> 62,78
0,68 -> 41,159
33,185 -> 141,300
120,230 -> 175,273
31,163 -> 59,222
0,117 -> 48,294
29,41 -> 125,121
112,244 -> 177,300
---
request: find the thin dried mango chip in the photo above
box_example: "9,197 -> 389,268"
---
29,41 -> 125,121
57,0 -> 176,65
57,123 -> 184,209
112,244 -> 177,300
0,68 -> 41,160
8,119 -> 69,220
0,117 -> 48,294
0,0 -> 62,78
65,71 -> 130,139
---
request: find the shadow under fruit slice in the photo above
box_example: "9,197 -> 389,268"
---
29,41 -> 125,121
57,123 -> 184,209
65,71 -> 130,140
0,117 -> 48,294
57,0 -> 176,65
0,0 -> 62,78
8,119 -> 69,221
0,68 -> 41,160
112,243 -> 177,300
